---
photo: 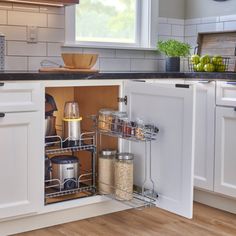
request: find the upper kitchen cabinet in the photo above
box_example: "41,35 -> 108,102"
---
0,0 -> 79,7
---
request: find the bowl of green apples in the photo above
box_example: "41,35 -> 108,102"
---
189,54 -> 229,72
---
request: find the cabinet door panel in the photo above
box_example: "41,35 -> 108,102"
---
215,107 -> 236,198
187,82 -> 215,191
124,81 -> 196,219
0,112 -> 43,220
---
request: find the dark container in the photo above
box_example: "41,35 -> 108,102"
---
165,57 -> 180,72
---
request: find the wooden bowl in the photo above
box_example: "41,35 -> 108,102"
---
62,53 -> 98,69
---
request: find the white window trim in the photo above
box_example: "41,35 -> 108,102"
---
64,0 -> 159,50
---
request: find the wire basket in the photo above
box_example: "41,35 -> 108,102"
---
188,56 -> 230,72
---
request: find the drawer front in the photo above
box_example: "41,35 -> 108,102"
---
216,81 -> 236,107
0,82 -> 42,112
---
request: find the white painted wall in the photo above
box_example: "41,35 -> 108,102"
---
159,0 -> 185,19
186,0 -> 236,19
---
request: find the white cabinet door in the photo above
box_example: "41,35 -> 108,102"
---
186,81 -> 215,191
0,112 -> 43,220
215,107 -> 236,198
124,81 -> 196,219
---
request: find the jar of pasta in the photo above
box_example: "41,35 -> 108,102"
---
114,153 -> 134,201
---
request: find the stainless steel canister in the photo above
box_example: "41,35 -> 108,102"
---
63,117 -> 82,147
0,33 -> 5,71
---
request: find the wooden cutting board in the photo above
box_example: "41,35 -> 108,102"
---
196,31 -> 236,71
39,67 -> 99,73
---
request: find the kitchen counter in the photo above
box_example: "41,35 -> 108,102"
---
0,71 -> 236,81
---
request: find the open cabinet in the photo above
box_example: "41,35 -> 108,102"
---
44,80 -> 196,219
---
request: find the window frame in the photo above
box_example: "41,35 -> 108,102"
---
65,0 -> 159,50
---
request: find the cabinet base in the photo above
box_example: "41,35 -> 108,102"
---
194,189 -> 236,214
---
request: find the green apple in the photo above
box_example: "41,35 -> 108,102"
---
204,63 -> 215,72
212,55 -> 223,65
216,64 -> 226,72
193,64 -> 198,72
196,63 -> 205,72
191,54 -> 200,65
200,55 -> 211,65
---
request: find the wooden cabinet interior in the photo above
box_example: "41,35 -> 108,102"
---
45,86 -> 119,204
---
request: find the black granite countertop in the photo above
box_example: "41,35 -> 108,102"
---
0,71 -> 236,81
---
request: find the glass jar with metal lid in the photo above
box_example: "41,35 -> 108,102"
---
98,149 -> 117,194
98,108 -> 114,132
111,111 -> 128,134
114,152 -> 134,201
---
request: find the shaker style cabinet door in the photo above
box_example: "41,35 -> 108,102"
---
188,82 -> 215,191
215,107 -> 236,198
0,112 -> 42,220
123,81 -> 196,219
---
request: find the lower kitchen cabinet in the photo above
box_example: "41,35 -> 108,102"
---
0,112 -> 42,220
215,107 -> 236,198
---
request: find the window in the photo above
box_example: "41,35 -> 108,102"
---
65,0 -> 158,49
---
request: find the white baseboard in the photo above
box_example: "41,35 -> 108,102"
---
194,189 -> 236,214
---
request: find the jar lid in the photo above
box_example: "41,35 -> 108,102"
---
99,108 -> 114,115
51,155 -> 78,164
100,149 -> 117,156
116,152 -> 134,160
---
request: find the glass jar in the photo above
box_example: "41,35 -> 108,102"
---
111,111 -> 128,134
98,109 -> 113,132
114,153 -> 134,201
98,149 -> 117,194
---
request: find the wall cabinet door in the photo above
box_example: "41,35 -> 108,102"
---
215,107 -> 236,198
189,82 -> 215,191
0,112 -> 42,220
123,81 -> 196,219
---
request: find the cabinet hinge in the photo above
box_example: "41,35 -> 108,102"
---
175,84 -> 190,89
117,96 -> 128,105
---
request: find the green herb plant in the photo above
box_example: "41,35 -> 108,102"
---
157,39 -> 191,57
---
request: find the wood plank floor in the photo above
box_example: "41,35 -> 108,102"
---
16,203 -> 236,236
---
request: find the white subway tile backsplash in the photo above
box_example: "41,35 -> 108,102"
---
100,58 -> 130,72
131,59 -> 158,72
0,2 -> 12,10
172,25 -> 184,37
48,14 -> 65,28
185,24 -> 197,37
220,15 -> 236,22
197,23 -> 223,33
158,23 -> 172,36
144,51 -> 163,59
201,16 -> 219,24
115,49 -> 144,59
8,41 -> 47,56
158,17 -> 168,24
0,10 -> 7,24
0,26 -> 26,40
28,56 -> 63,71
168,18 -> 184,25
5,56 -> 27,71
83,48 -> 116,58
8,11 -> 47,27
158,60 -> 165,72
185,18 -> 201,25
38,28 -> 64,42
185,36 -> 197,47
47,42 -> 62,56
40,6 -> 64,15
12,3 -> 39,12
224,21 -> 236,31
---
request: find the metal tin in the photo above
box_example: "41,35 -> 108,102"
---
116,152 -> 134,161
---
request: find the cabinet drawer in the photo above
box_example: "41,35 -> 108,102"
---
0,82 -> 42,112
216,81 -> 236,107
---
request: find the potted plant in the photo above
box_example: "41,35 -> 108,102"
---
157,39 -> 191,72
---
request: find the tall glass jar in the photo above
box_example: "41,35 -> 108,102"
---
98,149 -> 117,194
114,153 -> 134,201
98,109 -> 113,132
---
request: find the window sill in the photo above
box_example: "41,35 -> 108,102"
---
62,43 -> 157,51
